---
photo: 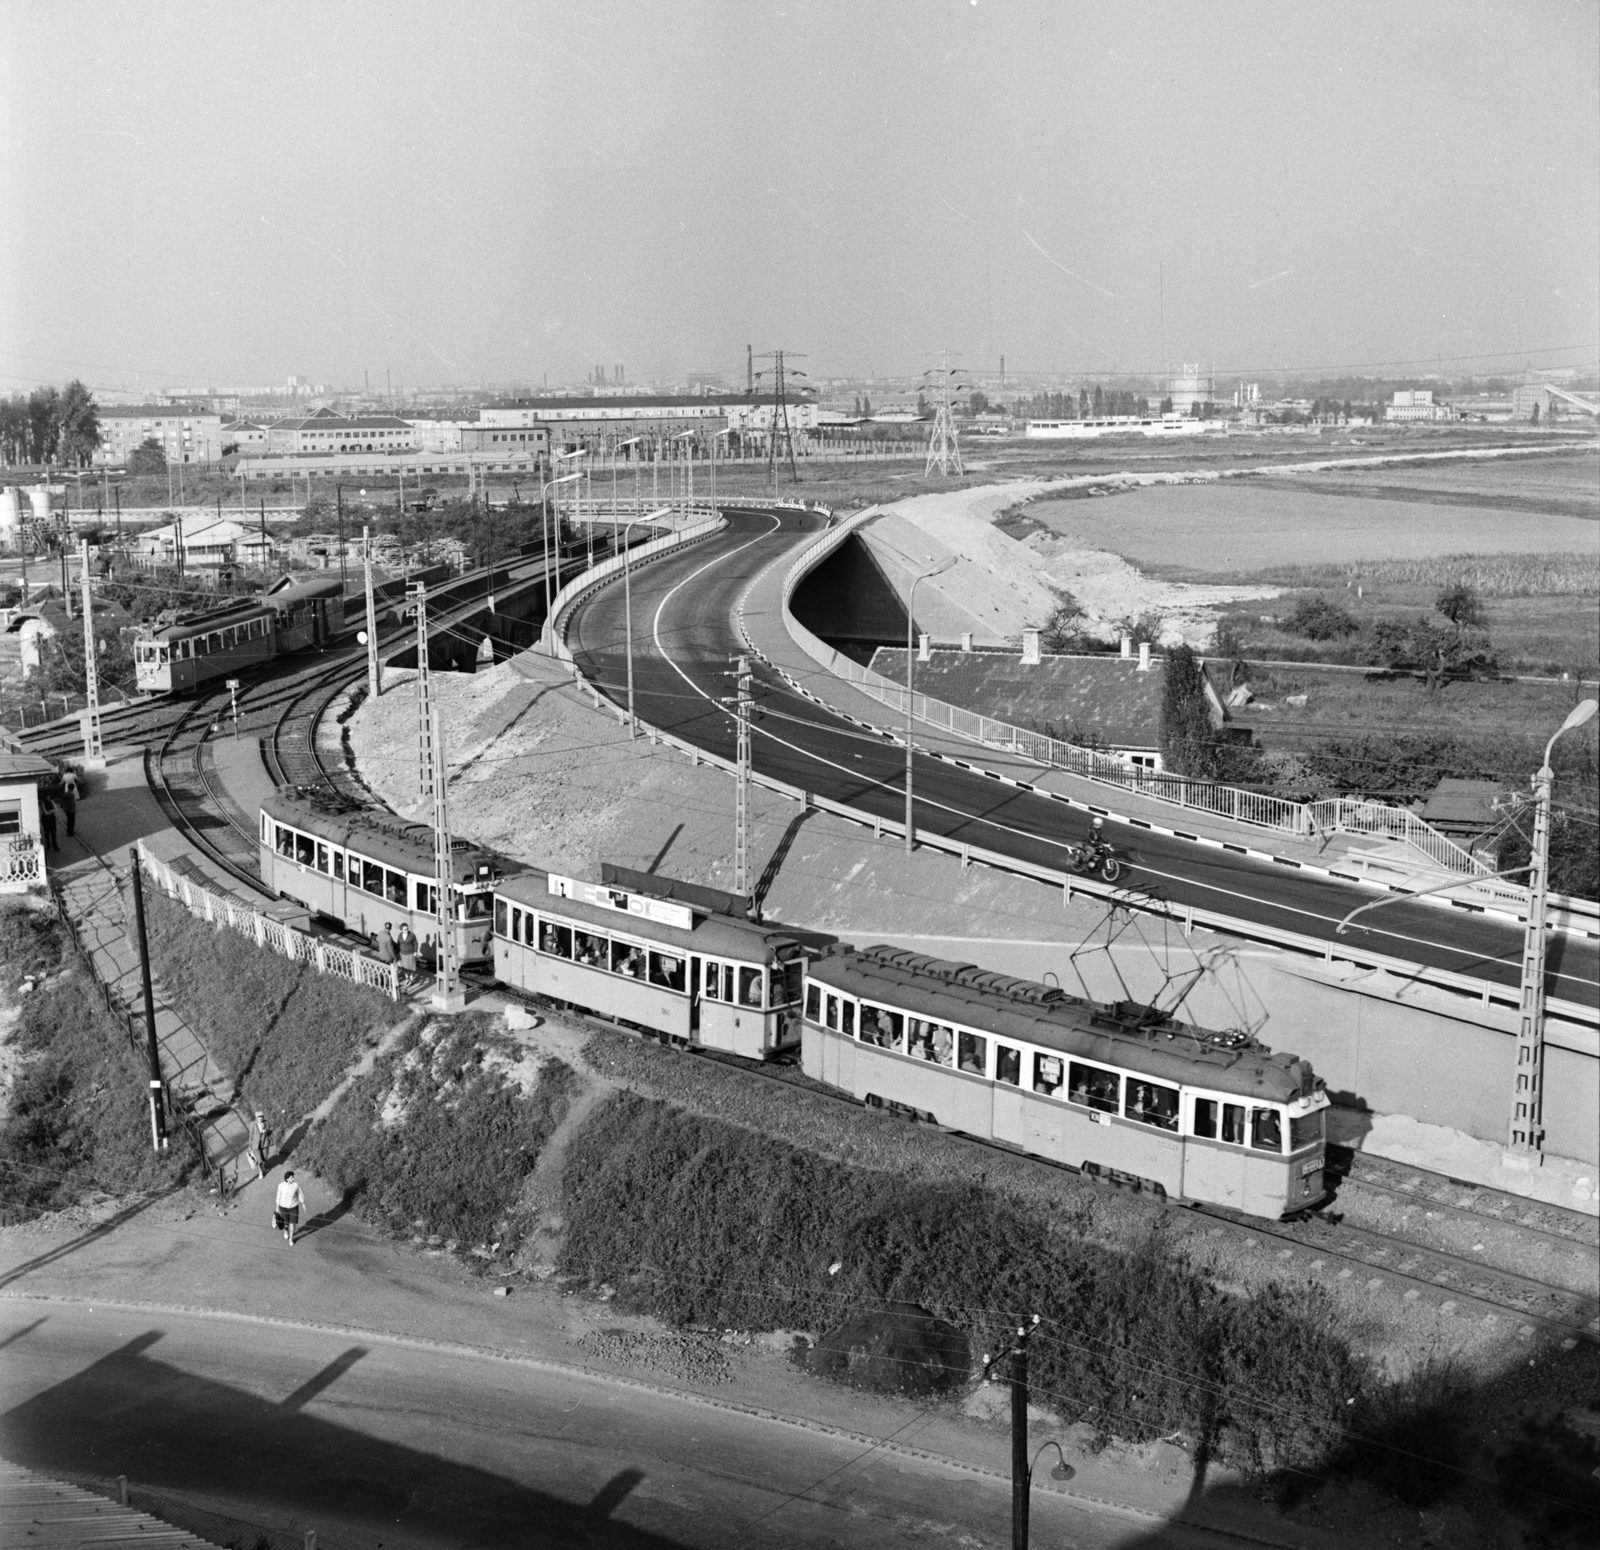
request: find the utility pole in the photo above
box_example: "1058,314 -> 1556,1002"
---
336,485 -> 347,592
428,704 -> 466,1012
363,526 -> 380,701
128,849 -> 169,1152
410,581 -> 434,804
78,540 -> 104,767
61,548 -> 72,620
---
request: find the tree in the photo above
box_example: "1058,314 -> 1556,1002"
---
1160,396 -> 1173,414
1287,595 -> 1360,641
55,380 -> 100,467
1038,592 -> 1087,652
1078,388 -> 1090,418
1434,580 -> 1486,631
1092,385 -> 1105,415
967,390 -> 990,416
127,437 -> 167,475
27,387 -> 60,463
1160,645 -> 1226,778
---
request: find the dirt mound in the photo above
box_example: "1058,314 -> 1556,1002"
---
801,1300 -> 970,1397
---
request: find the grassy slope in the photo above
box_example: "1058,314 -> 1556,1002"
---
143,890 -> 405,1129
0,907 -> 197,1209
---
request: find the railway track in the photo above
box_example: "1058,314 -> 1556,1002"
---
469,976 -> 1600,1348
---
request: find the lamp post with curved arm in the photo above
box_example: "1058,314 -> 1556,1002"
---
903,556 -> 956,852
538,468 -> 584,628
710,426 -> 732,512
611,437 -> 641,552
621,507 -> 674,737
670,430 -> 694,516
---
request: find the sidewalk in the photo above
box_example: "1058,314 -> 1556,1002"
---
45,754 -> 251,1176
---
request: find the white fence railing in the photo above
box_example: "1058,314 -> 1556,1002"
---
137,841 -> 399,1000
771,511 -> 1493,878
0,832 -> 45,894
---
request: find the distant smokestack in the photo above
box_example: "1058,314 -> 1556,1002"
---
747,345 -> 753,394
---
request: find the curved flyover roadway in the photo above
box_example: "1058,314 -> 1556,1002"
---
566,507 -> 1600,1014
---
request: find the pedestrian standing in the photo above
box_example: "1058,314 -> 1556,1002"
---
60,784 -> 77,838
62,770 -> 80,802
274,1171 -> 307,1245
396,922 -> 418,984
250,1110 -> 272,1175
377,923 -> 398,964
39,795 -> 59,853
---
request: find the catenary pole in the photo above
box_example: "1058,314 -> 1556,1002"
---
128,848 -> 168,1152
363,526 -> 380,700
78,540 -> 103,766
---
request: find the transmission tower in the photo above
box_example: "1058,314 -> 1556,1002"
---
924,352 -> 965,478
755,350 -> 806,489
409,581 -> 434,804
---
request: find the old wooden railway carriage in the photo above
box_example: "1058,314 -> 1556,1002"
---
260,795 -> 507,963
135,576 -> 348,695
493,870 -> 806,1060
803,947 -> 1329,1218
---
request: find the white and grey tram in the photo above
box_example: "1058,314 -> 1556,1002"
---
493,870 -> 806,1060
802,946 -> 1329,1219
259,794 -> 507,963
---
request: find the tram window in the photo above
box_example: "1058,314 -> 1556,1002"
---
738,967 -> 763,1008
316,843 -> 329,873
295,833 -> 314,866
805,983 -> 821,1021
1193,1098 -> 1218,1138
1067,1062 -> 1117,1113
1222,1104 -> 1246,1145
1290,1110 -> 1324,1151
859,1003 -> 902,1049
540,922 -> 573,958
1034,1054 -> 1064,1096
840,999 -> 854,1036
332,851 -> 344,882
385,869 -> 406,905
824,995 -> 838,1031
720,964 -> 736,1000
995,1045 -> 1021,1086
905,1018 -> 931,1059
363,860 -> 385,897
463,893 -> 491,920
1125,1080 -> 1179,1132
259,812 -> 269,843
574,930 -> 607,968
276,825 -> 294,857
779,959 -> 803,1005
931,1025 -> 953,1066
957,1031 -> 987,1076
416,882 -> 435,914
612,940 -> 646,978
495,900 -> 508,936
703,961 -> 723,1001
649,952 -> 686,992
1251,1108 -> 1283,1153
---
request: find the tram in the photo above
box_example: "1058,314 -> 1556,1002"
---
801,945 -> 1329,1218
493,868 -> 808,1059
259,793 -> 509,963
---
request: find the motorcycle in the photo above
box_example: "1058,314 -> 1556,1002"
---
1068,837 -> 1123,884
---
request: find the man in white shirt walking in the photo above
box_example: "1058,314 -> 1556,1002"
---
274,1171 -> 307,1245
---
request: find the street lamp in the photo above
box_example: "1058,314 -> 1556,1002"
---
553,446 -> 591,563
622,507 -> 674,737
710,426 -> 732,512
671,430 -> 694,516
1508,695 -> 1597,1163
902,555 -> 957,852
539,469 -> 584,628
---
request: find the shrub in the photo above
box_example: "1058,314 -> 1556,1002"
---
558,1092 -> 1361,1475
144,890 -> 403,1129
304,1017 -> 573,1254
1160,645 -> 1227,779
1434,580 -> 1486,630
1037,592 -> 1088,652
0,908 -> 197,1210
1288,595 -> 1360,641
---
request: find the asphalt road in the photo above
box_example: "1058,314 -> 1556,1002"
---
1,1301 -> 1231,1550
567,507 -> 1599,1009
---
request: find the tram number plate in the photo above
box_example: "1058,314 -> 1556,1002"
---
1301,1155 -> 1325,1176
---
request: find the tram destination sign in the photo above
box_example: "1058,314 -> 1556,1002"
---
547,873 -> 694,930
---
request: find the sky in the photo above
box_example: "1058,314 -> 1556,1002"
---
3,0 -> 1597,393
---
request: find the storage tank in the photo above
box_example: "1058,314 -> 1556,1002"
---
0,487 -> 19,542
27,485 -> 51,522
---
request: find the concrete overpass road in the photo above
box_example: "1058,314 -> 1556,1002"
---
566,509 -> 1599,1010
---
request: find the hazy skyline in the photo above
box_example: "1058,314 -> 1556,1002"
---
4,0 -> 1597,393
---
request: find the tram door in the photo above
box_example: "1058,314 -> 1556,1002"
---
1184,1098 -> 1246,1206
688,958 -> 702,1037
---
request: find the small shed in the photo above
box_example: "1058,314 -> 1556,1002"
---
0,746 -> 55,892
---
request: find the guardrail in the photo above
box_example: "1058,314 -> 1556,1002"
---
137,840 -> 399,1000
772,511 -> 1495,879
